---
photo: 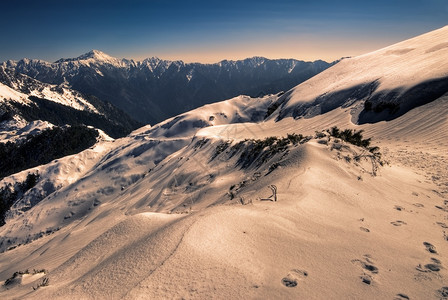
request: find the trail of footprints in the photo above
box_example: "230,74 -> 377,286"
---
350,195 -> 446,296
414,240 -> 447,298
351,254 -> 378,285
416,241 -> 443,273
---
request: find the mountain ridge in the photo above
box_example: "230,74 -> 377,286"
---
2,52 -> 334,124
269,25 -> 448,124
0,66 -> 141,140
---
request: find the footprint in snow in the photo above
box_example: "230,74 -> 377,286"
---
436,222 -> 448,228
281,269 -> 308,288
436,286 -> 448,298
391,220 -> 407,226
435,205 -> 448,212
394,205 -> 405,211
416,258 -> 442,273
352,255 -> 378,285
393,293 -> 410,300
423,242 -> 438,254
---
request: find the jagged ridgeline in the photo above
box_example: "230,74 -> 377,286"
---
3,52 -> 333,124
1,95 -> 141,138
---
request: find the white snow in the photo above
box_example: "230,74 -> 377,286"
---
0,118 -> 54,143
0,26 -> 447,300
27,85 -> 99,113
147,94 -> 277,139
0,82 -> 30,104
287,61 -> 298,73
0,69 -> 100,113
277,26 -> 448,119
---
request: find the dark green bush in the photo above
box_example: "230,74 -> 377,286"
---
329,126 -> 374,150
287,133 -> 303,145
2,96 -> 141,139
0,172 -> 39,226
230,133 -> 302,168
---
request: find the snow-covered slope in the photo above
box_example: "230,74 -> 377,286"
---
0,66 -> 141,140
272,26 -> 448,124
0,67 -> 99,113
0,27 -> 447,299
144,94 -> 278,138
0,115 -> 54,143
0,82 -> 30,105
0,93 -> 276,247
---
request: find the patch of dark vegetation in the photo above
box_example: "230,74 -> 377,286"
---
0,125 -> 98,179
193,138 -> 208,149
229,134 -> 302,169
359,76 -> 448,124
328,126 -> 373,149
1,227 -> 60,253
32,277 -> 49,290
211,140 -> 232,160
4,271 -> 24,286
0,172 -> 39,226
3,268 -> 47,288
1,95 -> 141,138
327,127 -> 384,176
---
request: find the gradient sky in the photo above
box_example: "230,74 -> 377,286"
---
1,0 -> 447,63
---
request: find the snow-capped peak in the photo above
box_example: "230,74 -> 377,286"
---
76,50 -> 115,61
54,50 -> 123,67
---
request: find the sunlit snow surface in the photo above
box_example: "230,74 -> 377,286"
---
0,27 -> 448,300
0,68 -> 99,113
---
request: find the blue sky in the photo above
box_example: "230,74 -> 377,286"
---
1,0 -> 447,63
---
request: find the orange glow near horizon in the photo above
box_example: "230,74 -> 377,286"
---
129,34 -> 403,64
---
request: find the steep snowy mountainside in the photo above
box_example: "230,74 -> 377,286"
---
0,115 -> 53,143
2,52 -> 333,124
0,82 -> 30,105
0,67 -> 141,139
1,141 -> 112,218
0,93 -> 279,252
0,67 -> 99,112
272,26 -> 448,124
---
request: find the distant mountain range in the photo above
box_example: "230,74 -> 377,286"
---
2,51 -> 334,124
0,66 -> 141,139
0,66 -> 142,179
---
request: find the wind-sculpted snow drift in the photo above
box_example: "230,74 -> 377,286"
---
0,27 -> 448,299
